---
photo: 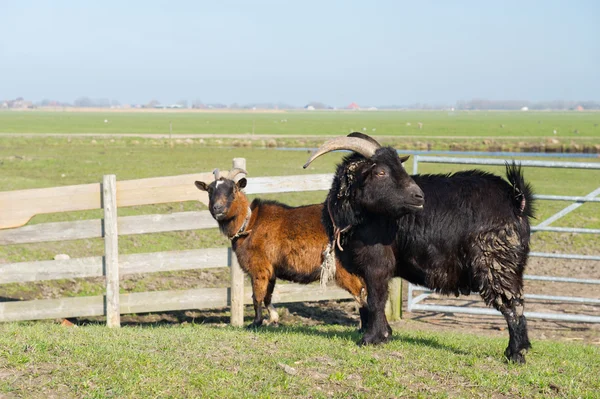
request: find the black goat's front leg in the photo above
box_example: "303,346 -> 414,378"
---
359,256 -> 394,346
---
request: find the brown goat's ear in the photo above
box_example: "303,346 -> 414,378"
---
398,155 -> 410,163
236,178 -> 247,190
195,181 -> 209,191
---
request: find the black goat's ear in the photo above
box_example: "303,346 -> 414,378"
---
195,181 -> 209,191
398,155 -> 410,163
361,163 -> 376,177
236,178 -> 247,190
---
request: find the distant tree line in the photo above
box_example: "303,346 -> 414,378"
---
73,97 -> 120,108
3,96 -> 599,111
455,99 -> 600,110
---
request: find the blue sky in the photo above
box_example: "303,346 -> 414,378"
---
1,1 -> 598,106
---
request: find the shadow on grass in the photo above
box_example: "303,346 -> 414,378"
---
72,309 -> 466,356
69,300 -> 470,355
250,324 -> 469,356
0,296 -> 20,302
74,300 -> 360,327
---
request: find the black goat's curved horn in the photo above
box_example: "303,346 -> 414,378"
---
227,168 -> 248,181
347,132 -> 382,147
303,136 -> 380,169
212,168 -> 221,180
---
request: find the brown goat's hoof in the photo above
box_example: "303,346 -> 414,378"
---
246,321 -> 264,329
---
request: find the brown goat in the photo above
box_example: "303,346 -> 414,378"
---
195,168 -> 367,328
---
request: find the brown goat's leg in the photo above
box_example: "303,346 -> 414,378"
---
334,263 -> 368,331
248,274 -> 270,328
263,278 -> 279,326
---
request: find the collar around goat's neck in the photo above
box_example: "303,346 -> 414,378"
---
327,199 -> 351,251
229,206 -> 252,241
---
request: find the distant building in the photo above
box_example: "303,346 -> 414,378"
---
576,105 -> 584,111
347,102 -> 360,110
305,105 -> 315,111
521,106 -> 529,111
5,98 -> 33,109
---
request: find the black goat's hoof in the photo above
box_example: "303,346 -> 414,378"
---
505,348 -> 527,364
358,332 -> 390,346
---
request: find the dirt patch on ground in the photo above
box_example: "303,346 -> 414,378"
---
3,256 -> 599,346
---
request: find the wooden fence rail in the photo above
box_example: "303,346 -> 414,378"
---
0,158 -> 403,325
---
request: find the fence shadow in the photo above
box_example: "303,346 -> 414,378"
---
72,301 -> 360,328
0,297 -> 20,302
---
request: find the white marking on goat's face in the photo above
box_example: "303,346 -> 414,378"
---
208,179 -> 237,221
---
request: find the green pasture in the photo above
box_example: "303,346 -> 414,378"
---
0,136 -> 598,270
0,115 -> 599,398
1,322 -> 598,398
1,110 -> 599,140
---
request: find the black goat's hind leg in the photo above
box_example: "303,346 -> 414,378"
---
498,296 -> 531,364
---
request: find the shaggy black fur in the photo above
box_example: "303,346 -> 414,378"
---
323,144 -> 535,363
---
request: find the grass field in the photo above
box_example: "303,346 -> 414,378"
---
1,111 -> 599,398
1,110 -> 599,139
1,322 -> 598,398
0,135 -> 598,269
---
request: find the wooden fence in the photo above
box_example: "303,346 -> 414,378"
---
0,158 -> 404,326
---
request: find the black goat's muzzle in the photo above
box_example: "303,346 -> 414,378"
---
405,185 -> 425,210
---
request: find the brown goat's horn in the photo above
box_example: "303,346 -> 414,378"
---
303,136 -> 380,169
227,168 -> 248,181
212,168 -> 221,180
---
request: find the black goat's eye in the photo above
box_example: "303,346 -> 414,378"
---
376,170 -> 386,177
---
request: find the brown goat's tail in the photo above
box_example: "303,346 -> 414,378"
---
505,161 -> 536,219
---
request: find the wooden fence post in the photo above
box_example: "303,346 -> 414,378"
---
103,174 -> 120,328
230,158 -> 247,327
229,248 -> 244,326
385,278 -> 403,321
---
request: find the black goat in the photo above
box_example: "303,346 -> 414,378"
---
304,133 -> 535,363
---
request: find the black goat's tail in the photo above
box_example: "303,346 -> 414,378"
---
505,161 -> 536,219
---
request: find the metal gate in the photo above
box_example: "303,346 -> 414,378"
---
407,156 -> 600,323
